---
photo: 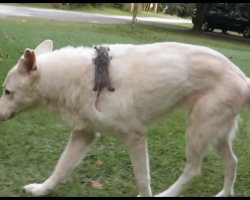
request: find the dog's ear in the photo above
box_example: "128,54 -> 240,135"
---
34,39 -> 53,56
18,48 -> 38,75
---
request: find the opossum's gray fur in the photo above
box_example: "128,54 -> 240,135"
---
92,46 -> 114,110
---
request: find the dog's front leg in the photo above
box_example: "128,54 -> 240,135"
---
123,133 -> 152,197
24,129 -> 97,196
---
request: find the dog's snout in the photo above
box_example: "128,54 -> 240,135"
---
0,113 -> 6,122
0,112 -> 15,121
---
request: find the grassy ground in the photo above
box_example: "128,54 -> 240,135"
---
0,3 -> 182,19
1,16 -> 250,197
157,22 -> 245,38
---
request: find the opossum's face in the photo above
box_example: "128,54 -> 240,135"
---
96,47 -> 110,57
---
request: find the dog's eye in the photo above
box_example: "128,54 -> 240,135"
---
4,89 -> 10,95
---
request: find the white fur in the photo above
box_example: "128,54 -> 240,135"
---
0,40 -> 250,197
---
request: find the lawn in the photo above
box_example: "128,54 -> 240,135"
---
0,16 -> 250,197
156,22 -> 246,38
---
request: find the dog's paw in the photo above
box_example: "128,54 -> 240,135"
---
215,190 -> 234,197
23,183 -> 51,196
154,191 -> 173,197
137,193 -> 152,197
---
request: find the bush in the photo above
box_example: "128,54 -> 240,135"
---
69,3 -> 104,9
51,3 -> 62,9
111,3 -> 123,9
121,3 -> 143,13
162,3 -> 195,18
157,3 -> 164,13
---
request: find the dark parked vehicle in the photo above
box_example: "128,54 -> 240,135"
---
192,4 -> 250,38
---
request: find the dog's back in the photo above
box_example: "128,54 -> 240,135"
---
33,42 -> 249,127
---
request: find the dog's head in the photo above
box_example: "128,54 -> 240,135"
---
0,40 -> 53,121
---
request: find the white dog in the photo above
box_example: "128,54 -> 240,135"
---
0,40 -> 249,197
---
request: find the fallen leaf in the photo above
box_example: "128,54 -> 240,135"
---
96,160 -> 103,166
4,36 -> 8,40
12,194 -> 22,197
0,54 -> 3,62
88,179 -> 103,189
154,35 -> 161,39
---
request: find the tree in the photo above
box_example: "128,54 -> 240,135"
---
131,3 -> 138,29
191,3 -> 215,32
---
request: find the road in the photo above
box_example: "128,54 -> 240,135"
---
0,4 -> 191,25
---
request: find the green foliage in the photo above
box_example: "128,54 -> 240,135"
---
69,3 -> 104,9
159,3 -> 196,18
226,3 -> 250,16
120,3 -> 143,13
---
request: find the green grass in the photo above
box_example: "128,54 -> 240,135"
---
156,22 -> 245,38
0,3 -> 182,19
1,16 -> 250,197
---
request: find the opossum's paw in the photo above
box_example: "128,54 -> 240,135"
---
24,183 -> 52,196
108,87 -> 115,92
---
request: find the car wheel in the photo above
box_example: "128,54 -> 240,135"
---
243,26 -> 250,38
202,21 -> 214,32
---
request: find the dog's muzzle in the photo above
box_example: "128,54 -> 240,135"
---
0,112 -> 16,121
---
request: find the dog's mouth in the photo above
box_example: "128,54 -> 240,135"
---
9,112 -> 16,119
0,112 -> 16,122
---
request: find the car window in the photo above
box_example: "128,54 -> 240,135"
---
230,10 -> 240,17
212,5 -> 230,14
211,6 -> 221,12
219,7 -> 229,14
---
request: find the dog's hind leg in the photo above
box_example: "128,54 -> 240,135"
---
214,119 -> 238,197
122,132 -> 152,197
24,129 -> 97,196
155,91 -> 240,197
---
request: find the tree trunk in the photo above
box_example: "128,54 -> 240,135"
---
131,3 -> 138,29
191,3 -> 214,32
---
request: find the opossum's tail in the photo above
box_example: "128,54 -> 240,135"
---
94,88 -> 102,112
